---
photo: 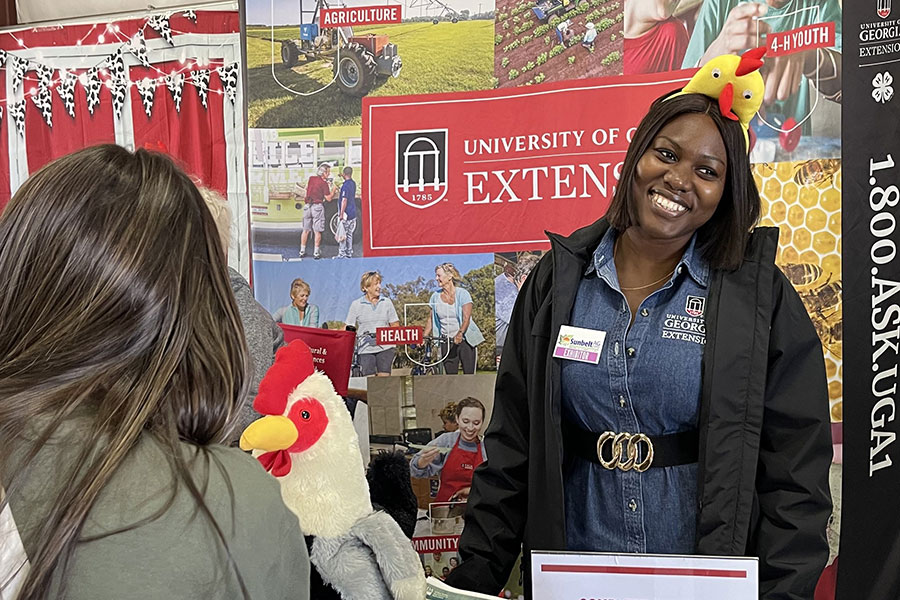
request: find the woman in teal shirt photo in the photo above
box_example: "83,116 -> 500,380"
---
273,277 -> 320,327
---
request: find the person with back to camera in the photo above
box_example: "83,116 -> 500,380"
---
410,398 -> 487,505
0,145 -> 310,600
335,166 -> 357,259
273,277 -> 320,327
345,271 -> 400,376
199,187 -> 285,445
446,54 -> 832,599
423,263 -> 485,375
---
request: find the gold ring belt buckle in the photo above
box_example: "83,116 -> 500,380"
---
596,431 -> 654,472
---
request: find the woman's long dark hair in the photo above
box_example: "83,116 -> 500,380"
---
0,145 -> 250,598
605,92 -> 761,270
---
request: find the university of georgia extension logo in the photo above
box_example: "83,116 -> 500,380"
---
396,129 -> 448,209
685,295 -> 705,317
879,0 -> 891,19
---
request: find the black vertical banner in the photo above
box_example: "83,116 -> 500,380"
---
838,1 -> 900,598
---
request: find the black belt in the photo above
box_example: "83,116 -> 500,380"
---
563,420 -> 698,471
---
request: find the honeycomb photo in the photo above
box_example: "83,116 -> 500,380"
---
755,159 -> 842,422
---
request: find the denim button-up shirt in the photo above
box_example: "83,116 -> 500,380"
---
560,227 -> 709,554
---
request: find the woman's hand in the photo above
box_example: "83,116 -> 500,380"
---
450,486 -> 471,502
699,2 -> 769,67
454,331 -> 464,345
416,447 -> 441,468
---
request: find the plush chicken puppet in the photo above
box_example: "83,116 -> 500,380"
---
239,340 -> 425,600
672,46 -> 766,150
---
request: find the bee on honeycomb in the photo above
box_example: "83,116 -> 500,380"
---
793,159 -> 841,188
781,263 -> 823,287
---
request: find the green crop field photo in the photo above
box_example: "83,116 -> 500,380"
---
247,21 -> 494,128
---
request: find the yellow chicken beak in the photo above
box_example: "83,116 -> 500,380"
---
239,415 -> 298,452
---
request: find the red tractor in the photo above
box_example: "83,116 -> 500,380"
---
334,33 -> 402,96
280,0 -> 402,97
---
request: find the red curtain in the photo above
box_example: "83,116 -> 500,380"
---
0,10 -> 239,209
129,59 -> 229,194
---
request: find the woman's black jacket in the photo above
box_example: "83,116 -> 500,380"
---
446,219 -> 833,600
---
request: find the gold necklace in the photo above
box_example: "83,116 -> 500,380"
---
614,237 -> 677,292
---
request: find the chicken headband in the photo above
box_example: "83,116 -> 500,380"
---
670,47 -> 766,151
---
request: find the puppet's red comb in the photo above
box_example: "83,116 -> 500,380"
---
736,47 -> 766,77
253,340 -> 315,416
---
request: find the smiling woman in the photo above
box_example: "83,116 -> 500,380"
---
409,397 -> 487,504
447,64 -> 833,600
606,92 -> 759,273
617,112 -> 727,303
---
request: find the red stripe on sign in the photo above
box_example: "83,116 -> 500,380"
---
541,565 -> 747,578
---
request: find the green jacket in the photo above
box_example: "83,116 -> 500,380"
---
8,414 -> 310,600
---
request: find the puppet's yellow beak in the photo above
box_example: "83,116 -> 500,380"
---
239,415 -> 299,452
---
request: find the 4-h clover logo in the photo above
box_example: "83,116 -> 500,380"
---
873,71 -> 894,104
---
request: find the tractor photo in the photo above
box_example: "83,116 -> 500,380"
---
279,0 -> 403,96
531,0 -> 569,21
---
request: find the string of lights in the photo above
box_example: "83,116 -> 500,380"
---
0,10 -> 240,132
0,11 -> 239,105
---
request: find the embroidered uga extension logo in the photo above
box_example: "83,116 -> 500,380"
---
685,295 -> 705,317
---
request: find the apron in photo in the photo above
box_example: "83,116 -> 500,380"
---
436,437 -> 484,503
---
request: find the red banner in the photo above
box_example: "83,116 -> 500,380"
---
362,70 -> 693,256
376,325 -> 423,346
767,22 -> 836,57
279,325 -> 355,396
320,6 -> 401,27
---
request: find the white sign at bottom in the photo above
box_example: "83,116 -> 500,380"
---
532,551 -> 758,600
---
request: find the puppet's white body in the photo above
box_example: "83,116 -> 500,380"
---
250,368 -> 425,600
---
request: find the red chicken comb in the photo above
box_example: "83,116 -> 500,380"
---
253,340 -> 315,416
736,47 -> 766,77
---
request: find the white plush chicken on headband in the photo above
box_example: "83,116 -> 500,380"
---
672,46 -> 766,150
240,340 -> 425,600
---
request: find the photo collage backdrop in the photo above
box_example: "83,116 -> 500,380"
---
245,0 -> 843,592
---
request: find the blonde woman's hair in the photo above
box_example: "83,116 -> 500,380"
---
360,270 -> 382,292
198,187 -> 231,254
436,262 -> 461,283
290,278 -> 311,297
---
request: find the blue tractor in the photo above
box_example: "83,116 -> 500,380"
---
280,0 -> 402,96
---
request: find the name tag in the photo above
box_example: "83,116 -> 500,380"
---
553,325 -> 606,364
